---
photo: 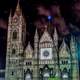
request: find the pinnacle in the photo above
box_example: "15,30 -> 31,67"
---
14,0 -> 21,16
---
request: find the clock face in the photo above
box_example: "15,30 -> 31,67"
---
39,48 -> 52,60
43,50 -> 49,57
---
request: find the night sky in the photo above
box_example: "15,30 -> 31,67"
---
0,0 -> 80,72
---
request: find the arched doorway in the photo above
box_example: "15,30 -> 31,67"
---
43,71 -> 50,80
62,68 -> 69,80
62,73 -> 68,78
39,65 -> 54,80
25,73 -> 31,80
43,65 -> 50,80
25,69 -> 32,80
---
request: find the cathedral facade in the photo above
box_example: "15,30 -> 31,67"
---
5,2 -> 79,80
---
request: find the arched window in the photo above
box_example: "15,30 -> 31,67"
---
12,30 -> 17,40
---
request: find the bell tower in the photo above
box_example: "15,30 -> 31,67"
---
5,0 -> 26,80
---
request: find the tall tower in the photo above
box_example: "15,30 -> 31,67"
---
53,27 -> 59,77
53,27 -> 58,48
34,29 -> 39,59
70,36 -> 79,80
33,29 -> 39,80
5,0 -> 26,80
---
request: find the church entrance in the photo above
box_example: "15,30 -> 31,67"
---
43,71 -> 50,80
62,68 -> 69,80
25,69 -> 32,80
39,65 -> 53,80
25,73 -> 32,80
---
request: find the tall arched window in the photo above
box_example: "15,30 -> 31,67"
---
12,30 -> 17,40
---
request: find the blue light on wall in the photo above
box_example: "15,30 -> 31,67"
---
47,16 -> 52,20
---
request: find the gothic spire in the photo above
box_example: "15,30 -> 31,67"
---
59,39 -> 70,58
53,27 -> 58,47
25,42 -> 33,59
8,10 -> 12,25
34,28 -> 38,38
34,28 -> 39,43
14,0 -> 21,16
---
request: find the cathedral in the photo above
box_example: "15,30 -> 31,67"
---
5,1 -> 79,80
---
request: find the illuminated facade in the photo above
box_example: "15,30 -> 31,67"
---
5,1 -> 79,80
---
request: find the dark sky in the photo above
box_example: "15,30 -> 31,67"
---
0,0 -> 80,71
0,0 -> 74,21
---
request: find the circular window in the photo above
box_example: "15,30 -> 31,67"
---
43,50 -> 49,57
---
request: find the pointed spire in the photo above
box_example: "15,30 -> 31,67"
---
8,10 -> 12,25
28,41 -> 33,50
53,27 -> 58,46
16,0 -> 20,11
35,28 -> 38,37
34,28 -> 39,42
62,39 -> 66,48
14,0 -> 21,16
59,39 -> 70,57
59,39 -> 66,51
25,42 -> 33,59
40,25 -> 53,43
53,27 -> 58,40
25,42 -> 33,53
54,27 -> 57,34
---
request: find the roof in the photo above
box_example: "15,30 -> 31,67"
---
24,42 -> 33,59
40,25 -> 53,43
